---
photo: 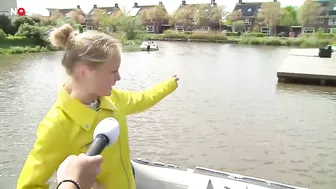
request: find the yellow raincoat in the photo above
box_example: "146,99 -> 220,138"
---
17,78 -> 178,189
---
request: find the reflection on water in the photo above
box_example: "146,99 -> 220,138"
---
0,42 -> 335,188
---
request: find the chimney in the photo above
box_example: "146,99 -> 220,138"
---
134,2 -> 138,7
93,4 -> 97,8
159,1 -> 163,5
76,5 -> 80,9
238,0 -> 242,4
211,0 -> 217,5
115,3 -> 119,8
182,0 -> 186,5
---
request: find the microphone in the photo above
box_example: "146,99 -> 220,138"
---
86,117 -> 120,156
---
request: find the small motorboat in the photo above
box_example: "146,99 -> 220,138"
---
140,41 -> 159,51
132,158 -> 308,189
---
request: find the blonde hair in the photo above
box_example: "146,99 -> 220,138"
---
49,24 -> 121,75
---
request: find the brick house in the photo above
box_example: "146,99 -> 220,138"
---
84,4 -> 121,31
232,0 -> 262,32
303,0 -> 336,34
128,2 -> 170,33
173,0 -> 220,32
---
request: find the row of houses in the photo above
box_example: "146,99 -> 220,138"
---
233,0 -> 336,36
44,0 -> 220,34
2,0 -> 335,35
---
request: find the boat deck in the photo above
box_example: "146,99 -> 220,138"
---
277,48 -> 336,86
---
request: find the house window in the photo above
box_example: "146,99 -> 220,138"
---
202,26 -> 210,31
146,26 -> 154,33
303,27 -> 314,33
244,18 -> 251,25
176,26 -> 184,32
261,27 -> 270,35
329,18 -> 336,25
86,26 -> 93,30
328,28 -> 336,33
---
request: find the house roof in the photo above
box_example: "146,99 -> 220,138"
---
128,3 -> 167,16
87,7 -> 120,17
316,0 -> 336,16
46,8 -> 80,16
232,2 -> 262,17
175,2 -> 218,19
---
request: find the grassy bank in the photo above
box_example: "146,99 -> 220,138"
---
145,30 -> 336,48
0,32 -> 143,55
0,36 -> 59,55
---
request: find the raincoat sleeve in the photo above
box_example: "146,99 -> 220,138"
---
113,77 -> 178,115
17,114 -> 70,189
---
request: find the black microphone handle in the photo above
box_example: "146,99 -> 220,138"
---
86,134 -> 110,156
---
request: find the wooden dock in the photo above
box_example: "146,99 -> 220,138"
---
277,48 -> 336,86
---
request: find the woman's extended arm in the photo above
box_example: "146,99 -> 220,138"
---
17,112 -> 70,189
112,77 -> 178,115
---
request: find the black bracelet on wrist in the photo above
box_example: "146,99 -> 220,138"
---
56,179 -> 81,189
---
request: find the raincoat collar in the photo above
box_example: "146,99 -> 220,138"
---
55,86 -> 117,131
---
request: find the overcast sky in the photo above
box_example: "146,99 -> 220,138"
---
17,0 -> 306,16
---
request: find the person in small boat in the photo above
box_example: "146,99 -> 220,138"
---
57,154 -> 103,189
16,24 -> 179,189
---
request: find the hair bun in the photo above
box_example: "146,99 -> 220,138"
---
49,24 -> 78,48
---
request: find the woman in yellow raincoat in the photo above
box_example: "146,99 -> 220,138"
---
17,24 -> 179,189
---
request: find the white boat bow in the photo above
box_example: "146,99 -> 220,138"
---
132,158 -> 308,189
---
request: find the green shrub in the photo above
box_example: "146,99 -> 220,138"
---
245,32 -> 265,37
15,23 -> 52,46
163,30 -> 188,39
224,32 -> 239,36
0,29 -> 7,40
263,38 -> 282,45
73,24 -> 83,33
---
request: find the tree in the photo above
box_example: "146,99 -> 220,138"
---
210,5 -> 228,31
91,8 -> 107,30
139,5 -> 168,33
12,16 -> 36,34
225,10 -> 243,25
232,20 -> 245,32
170,5 -> 195,26
92,9 -> 123,32
298,0 -> 323,26
118,16 -> 144,40
0,15 -> 12,34
194,4 -> 209,26
50,10 -> 64,21
257,2 -> 282,35
193,4 -> 227,31
68,9 -> 85,24
280,6 -> 299,26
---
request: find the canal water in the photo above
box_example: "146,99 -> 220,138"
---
0,42 -> 335,188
